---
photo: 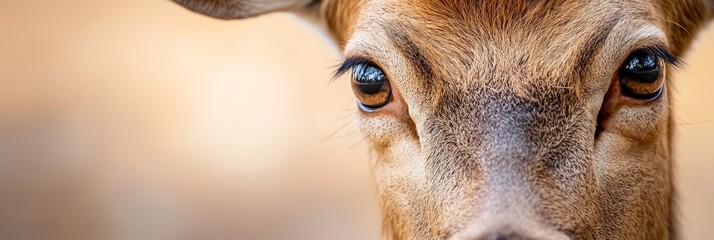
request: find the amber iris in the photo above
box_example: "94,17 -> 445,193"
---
620,50 -> 664,100
351,63 -> 391,110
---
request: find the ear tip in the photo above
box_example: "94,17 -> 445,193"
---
172,0 -> 315,20
171,0 -> 252,20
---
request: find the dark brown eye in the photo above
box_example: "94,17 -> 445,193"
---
619,50 -> 664,100
351,63 -> 391,111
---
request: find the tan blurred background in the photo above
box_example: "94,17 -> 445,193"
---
0,1 -> 711,240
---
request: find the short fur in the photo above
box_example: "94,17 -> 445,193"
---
172,0 -> 714,239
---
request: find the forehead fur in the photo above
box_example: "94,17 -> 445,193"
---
342,0 -> 636,94
328,0 -> 713,55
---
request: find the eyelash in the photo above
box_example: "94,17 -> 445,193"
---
634,46 -> 681,67
333,56 -> 376,80
332,47 -> 681,80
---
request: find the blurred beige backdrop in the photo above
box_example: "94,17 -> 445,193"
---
0,1 -> 712,240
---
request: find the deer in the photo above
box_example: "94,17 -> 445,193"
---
171,0 -> 713,239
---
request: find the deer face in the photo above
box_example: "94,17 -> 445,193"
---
173,0 -> 714,239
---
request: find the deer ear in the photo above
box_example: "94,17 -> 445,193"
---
172,0 -> 316,20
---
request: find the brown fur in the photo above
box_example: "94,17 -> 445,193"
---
172,0 -> 714,239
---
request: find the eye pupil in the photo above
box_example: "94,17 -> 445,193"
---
357,82 -> 384,94
624,51 -> 657,72
353,64 -> 385,94
619,50 -> 665,100
350,62 -> 391,110
622,51 -> 660,83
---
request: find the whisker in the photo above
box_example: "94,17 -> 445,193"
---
664,18 -> 693,39
334,111 -> 357,122
348,134 -> 370,152
677,120 -> 714,126
321,121 -> 352,142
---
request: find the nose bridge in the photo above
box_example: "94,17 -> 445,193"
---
441,90 -> 572,240
475,92 -> 541,216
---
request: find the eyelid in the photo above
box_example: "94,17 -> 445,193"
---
332,56 -> 373,80
639,46 -> 682,67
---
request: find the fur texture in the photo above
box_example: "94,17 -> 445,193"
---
172,0 -> 714,239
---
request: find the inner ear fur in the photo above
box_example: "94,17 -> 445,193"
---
172,0 -> 316,19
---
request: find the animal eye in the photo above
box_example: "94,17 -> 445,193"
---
619,50 -> 664,100
350,63 -> 391,111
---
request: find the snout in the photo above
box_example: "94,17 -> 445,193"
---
447,222 -> 572,240
450,231 -> 571,240
472,231 -> 571,240
476,232 -> 536,240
